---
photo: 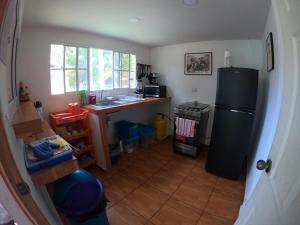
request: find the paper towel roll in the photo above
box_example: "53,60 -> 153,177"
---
224,50 -> 232,67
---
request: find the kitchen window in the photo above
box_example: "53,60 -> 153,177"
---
50,44 -> 136,95
113,52 -> 136,89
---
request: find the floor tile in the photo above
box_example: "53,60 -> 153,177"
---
147,168 -> 185,195
87,166 -> 113,181
132,159 -> 161,176
214,177 -> 245,195
103,174 -> 140,206
121,184 -> 169,219
120,164 -> 150,184
151,197 -> 201,225
107,202 -> 147,225
188,166 -> 218,187
173,178 -> 213,211
205,191 -> 242,220
198,213 -> 235,225
94,138 -> 244,224
152,140 -> 174,157
152,150 -> 173,162
143,157 -> 165,172
164,159 -> 195,177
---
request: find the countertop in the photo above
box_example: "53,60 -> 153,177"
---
83,97 -> 171,114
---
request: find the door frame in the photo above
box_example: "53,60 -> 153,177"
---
0,117 -> 51,225
0,2 -> 50,224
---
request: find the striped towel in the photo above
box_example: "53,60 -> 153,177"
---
175,117 -> 196,138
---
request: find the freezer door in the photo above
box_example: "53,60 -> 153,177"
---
216,67 -> 258,110
205,107 -> 255,180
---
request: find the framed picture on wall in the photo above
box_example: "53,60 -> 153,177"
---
184,52 -> 212,75
266,32 -> 274,72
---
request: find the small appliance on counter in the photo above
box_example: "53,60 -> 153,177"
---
143,73 -> 167,98
135,79 -> 144,98
147,73 -> 159,85
144,85 -> 167,98
173,102 -> 210,158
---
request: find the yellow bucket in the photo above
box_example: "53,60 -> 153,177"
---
154,113 -> 166,140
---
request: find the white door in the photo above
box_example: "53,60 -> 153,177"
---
235,0 -> 300,225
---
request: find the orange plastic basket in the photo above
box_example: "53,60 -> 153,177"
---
49,108 -> 89,125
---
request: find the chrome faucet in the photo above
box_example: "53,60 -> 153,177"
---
100,90 -> 105,101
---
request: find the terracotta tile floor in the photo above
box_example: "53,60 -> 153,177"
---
88,138 -> 245,225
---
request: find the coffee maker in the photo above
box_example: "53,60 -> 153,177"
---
144,73 -> 167,98
147,73 -> 159,85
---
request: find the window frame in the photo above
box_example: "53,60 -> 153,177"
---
76,46 -> 89,91
50,43 -> 137,95
113,52 -> 136,89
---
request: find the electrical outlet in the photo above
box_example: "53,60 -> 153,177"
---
192,88 -> 198,93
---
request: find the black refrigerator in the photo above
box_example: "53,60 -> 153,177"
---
205,67 -> 258,180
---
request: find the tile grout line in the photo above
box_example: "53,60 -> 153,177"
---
99,143 -> 242,225
194,176 -> 219,224
197,176 -> 246,223
106,152 -> 174,218
101,144 -> 210,224
120,153 -> 178,221
145,159 -> 199,225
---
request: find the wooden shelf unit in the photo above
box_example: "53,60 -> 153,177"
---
78,157 -> 96,169
49,111 -> 95,169
62,128 -> 90,142
137,63 -> 151,79
12,102 -> 43,136
73,144 -> 93,157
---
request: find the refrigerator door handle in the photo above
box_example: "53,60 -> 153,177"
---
229,109 -> 254,115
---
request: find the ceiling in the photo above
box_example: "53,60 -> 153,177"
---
23,0 -> 270,47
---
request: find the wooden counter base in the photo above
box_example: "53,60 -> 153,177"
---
84,97 -> 171,170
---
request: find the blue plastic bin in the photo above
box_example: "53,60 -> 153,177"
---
138,124 -> 155,148
52,169 -> 109,225
68,211 -> 109,225
115,120 -> 139,138
138,123 -> 155,135
120,135 -> 140,153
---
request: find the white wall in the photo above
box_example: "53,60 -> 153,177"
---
150,40 -> 263,143
17,27 -> 151,115
243,4 -> 282,203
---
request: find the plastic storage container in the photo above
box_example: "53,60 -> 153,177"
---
138,124 -> 155,148
109,144 -> 121,164
49,108 -> 89,125
53,169 -> 104,216
52,169 -> 109,225
122,135 -> 139,153
115,121 -> 139,138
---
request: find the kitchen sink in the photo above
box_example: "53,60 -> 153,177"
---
95,96 -> 145,107
96,100 -> 118,107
